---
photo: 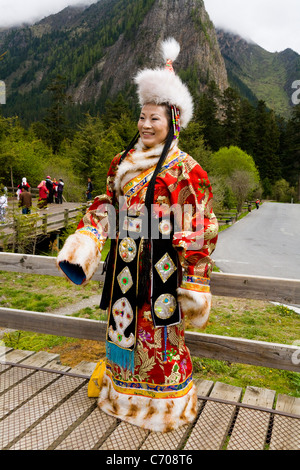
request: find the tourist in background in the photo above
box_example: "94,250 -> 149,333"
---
53,178 -> 59,203
0,188 -> 8,223
16,177 -> 30,200
19,186 -> 32,214
57,179 -> 64,204
37,180 -> 48,209
46,176 -> 53,203
86,177 -> 93,201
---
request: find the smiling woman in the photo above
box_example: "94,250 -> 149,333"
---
138,104 -> 170,148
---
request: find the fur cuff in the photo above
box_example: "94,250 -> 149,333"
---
177,288 -> 211,329
57,231 -> 102,285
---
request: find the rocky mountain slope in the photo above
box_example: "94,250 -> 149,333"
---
0,0 -> 228,122
216,28 -> 300,117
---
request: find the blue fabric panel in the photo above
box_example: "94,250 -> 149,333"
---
59,261 -> 86,285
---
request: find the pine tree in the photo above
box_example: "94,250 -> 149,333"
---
43,75 -> 72,154
238,98 -> 257,156
221,87 -> 241,147
253,101 -> 281,183
281,104 -> 300,193
195,81 -> 223,151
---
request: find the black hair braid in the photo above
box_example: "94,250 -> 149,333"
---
119,131 -> 140,166
138,125 -> 175,306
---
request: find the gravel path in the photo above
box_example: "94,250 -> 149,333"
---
50,294 -> 101,316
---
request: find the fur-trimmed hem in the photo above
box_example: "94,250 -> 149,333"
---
57,231 -> 102,285
177,288 -> 211,329
97,372 -> 198,433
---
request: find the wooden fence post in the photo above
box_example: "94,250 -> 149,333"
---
42,214 -> 47,235
64,209 -> 69,228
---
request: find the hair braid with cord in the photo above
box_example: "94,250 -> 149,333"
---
138,118 -> 175,306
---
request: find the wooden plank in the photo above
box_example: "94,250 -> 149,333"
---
10,383 -> 96,450
211,271 -> 300,305
140,379 -> 214,451
185,330 -> 300,373
269,394 -> 300,450
0,351 -> 66,420
99,420 -> 149,451
1,253 -> 300,304
184,381 -> 242,450
0,349 -> 35,377
55,407 -> 117,450
1,307 -> 300,373
0,307 -> 107,342
227,386 -> 276,450
0,350 -> 36,392
1,348 -> 35,365
0,252 -> 76,278
0,346 -> 12,359
0,364 -> 87,449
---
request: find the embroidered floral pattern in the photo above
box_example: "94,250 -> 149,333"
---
76,146 -> 217,398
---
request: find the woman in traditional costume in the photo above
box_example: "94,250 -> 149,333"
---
57,38 -> 218,433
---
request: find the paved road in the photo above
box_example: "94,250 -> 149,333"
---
213,202 -> 300,281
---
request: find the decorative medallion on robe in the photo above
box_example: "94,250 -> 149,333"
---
103,150 -> 188,371
155,253 -> 177,283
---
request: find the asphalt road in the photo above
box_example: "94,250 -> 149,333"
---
213,202 -> 300,281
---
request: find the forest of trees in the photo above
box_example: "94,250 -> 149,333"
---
0,74 -> 299,211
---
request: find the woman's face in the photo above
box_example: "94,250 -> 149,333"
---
138,104 -> 170,148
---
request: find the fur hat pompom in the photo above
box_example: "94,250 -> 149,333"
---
161,37 -> 181,63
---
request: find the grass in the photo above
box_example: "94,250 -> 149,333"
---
189,297 -> 300,397
0,270 -> 100,312
1,270 -> 300,397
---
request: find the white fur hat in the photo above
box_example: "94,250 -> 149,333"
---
134,38 -> 194,128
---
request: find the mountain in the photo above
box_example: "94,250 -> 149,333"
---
216,28 -> 300,118
0,0 -> 228,124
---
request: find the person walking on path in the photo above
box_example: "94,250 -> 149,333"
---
57,179 -> 64,204
0,189 -> 8,223
46,176 -> 53,204
53,178 -> 59,204
86,177 -> 93,201
16,177 -> 30,200
19,186 -> 32,214
37,180 -> 49,209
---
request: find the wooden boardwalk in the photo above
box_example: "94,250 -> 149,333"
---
1,348 -> 300,451
0,201 -> 86,247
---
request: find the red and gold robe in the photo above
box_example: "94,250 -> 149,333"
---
57,140 -> 218,432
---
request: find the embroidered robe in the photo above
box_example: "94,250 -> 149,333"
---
57,143 -> 218,432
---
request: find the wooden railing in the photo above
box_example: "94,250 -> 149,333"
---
0,252 -> 300,373
0,206 -> 86,247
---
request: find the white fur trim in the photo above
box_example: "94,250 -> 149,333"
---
161,37 -> 180,62
57,231 -> 101,284
98,373 -> 198,433
114,139 -> 178,195
177,288 -> 211,329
